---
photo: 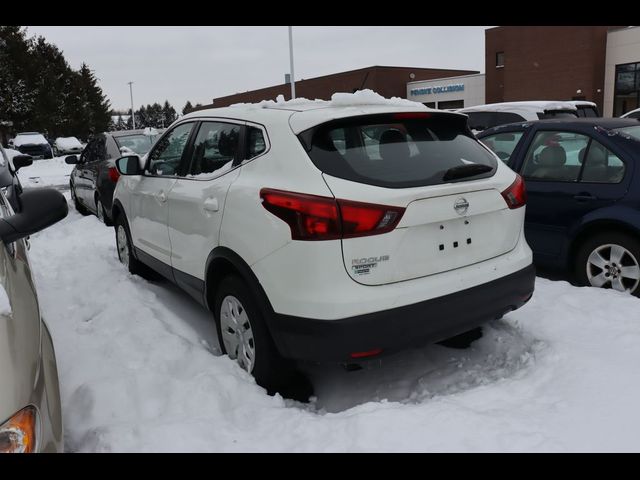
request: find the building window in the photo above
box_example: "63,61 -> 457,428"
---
496,52 -> 505,68
437,100 -> 464,110
613,62 -> 640,117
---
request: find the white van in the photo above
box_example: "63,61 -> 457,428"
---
458,101 -> 579,133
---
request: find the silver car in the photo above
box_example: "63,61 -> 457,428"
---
0,144 -> 68,453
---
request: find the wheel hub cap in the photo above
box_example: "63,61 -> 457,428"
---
117,225 -> 129,268
220,295 -> 255,373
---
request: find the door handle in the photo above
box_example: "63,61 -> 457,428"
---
203,197 -> 219,212
155,191 -> 167,203
573,193 -> 597,202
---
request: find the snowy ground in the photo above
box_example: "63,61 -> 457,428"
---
15,156 -> 74,189
24,192 -> 640,452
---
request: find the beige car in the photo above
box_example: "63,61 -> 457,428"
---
0,144 -> 68,453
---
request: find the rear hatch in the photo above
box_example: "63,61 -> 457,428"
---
298,111 -> 521,286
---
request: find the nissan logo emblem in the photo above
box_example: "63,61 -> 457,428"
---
454,198 -> 469,215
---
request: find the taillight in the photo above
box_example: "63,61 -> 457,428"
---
501,174 -> 526,209
260,188 -> 405,241
108,166 -> 120,183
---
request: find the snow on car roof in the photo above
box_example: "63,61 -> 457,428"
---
184,90 -> 462,134
13,133 -> 48,146
459,101 -> 578,113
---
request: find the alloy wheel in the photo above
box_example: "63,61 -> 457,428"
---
586,243 -> 640,293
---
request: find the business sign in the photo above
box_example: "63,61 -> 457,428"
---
410,83 -> 465,96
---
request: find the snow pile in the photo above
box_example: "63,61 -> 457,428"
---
28,203 -> 640,452
231,89 -> 426,110
330,89 -> 427,109
16,156 -> 74,189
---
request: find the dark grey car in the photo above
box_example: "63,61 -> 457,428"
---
66,129 -> 162,225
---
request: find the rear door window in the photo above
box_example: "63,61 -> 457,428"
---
521,131 -> 591,182
247,126 -> 267,158
300,113 -> 497,188
580,140 -> 626,183
187,121 -> 240,177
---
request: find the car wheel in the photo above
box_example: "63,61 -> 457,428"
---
437,327 -> 483,349
95,198 -> 113,227
214,275 -> 313,401
114,214 -> 144,276
70,183 -> 90,216
575,232 -> 640,296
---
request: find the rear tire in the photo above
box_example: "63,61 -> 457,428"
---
575,232 -> 640,297
70,183 -> 90,216
214,275 -> 313,402
96,197 -> 113,226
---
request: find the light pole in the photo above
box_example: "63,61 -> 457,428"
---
128,81 -> 136,129
288,26 -> 296,100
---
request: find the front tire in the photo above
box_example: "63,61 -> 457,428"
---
575,232 -> 640,296
214,275 -> 312,401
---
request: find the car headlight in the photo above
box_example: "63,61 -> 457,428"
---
0,406 -> 38,453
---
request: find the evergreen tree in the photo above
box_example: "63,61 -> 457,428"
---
0,26 -> 35,132
162,100 -> 177,127
182,101 -> 193,115
0,28 -> 113,142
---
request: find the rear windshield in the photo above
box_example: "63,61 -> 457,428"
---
537,110 -> 579,120
576,107 -> 599,118
615,125 -> 640,140
299,113 -> 497,188
465,111 -> 526,131
115,134 -> 159,155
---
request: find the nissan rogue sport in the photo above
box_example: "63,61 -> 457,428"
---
111,98 -> 535,396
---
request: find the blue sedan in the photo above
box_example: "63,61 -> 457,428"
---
477,118 -> 640,296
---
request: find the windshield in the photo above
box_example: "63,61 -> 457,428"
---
615,125 -> 640,141
115,134 -> 159,155
300,113 -> 497,188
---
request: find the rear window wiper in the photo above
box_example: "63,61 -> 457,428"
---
442,164 -> 493,182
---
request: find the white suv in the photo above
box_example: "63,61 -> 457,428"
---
111,97 -> 535,395
458,101 -> 579,133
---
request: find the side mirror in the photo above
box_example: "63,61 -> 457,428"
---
65,155 -> 79,165
12,154 -> 33,172
115,155 -> 142,175
0,189 -> 68,244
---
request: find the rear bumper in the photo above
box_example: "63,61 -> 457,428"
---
269,264 -> 535,362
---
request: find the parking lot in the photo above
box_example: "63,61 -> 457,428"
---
23,179 -> 640,451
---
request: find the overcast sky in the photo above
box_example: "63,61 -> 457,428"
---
25,26 -> 489,111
